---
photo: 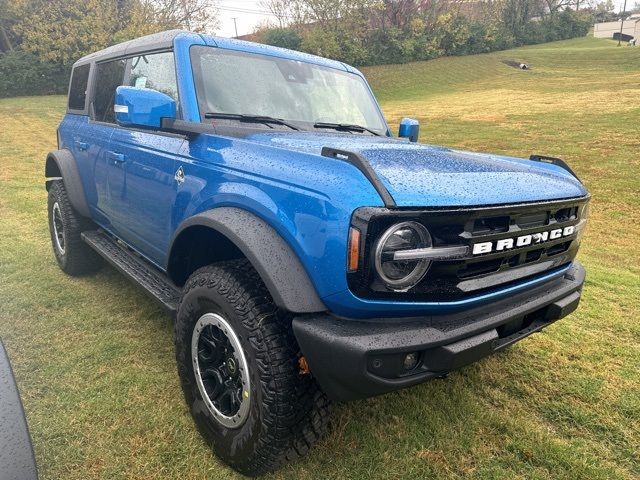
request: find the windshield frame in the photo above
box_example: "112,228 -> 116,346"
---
189,45 -> 390,136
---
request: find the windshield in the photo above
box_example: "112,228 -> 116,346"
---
190,46 -> 387,133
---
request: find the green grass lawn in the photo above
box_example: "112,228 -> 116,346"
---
0,36 -> 638,479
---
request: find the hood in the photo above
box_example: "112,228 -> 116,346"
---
245,132 -> 587,207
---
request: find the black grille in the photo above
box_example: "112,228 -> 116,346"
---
348,197 -> 589,302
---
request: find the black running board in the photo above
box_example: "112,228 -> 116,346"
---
82,230 -> 181,314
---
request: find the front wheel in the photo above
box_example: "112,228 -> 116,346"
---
175,261 -> 330,476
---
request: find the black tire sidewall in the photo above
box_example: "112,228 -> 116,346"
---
175,281 -> 267,469
47,180 -> 101,276
48,183 -> 69,270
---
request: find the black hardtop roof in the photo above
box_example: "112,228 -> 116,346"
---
73,29 -> 192,67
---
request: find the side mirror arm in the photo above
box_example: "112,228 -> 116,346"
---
161,118 -> 216,138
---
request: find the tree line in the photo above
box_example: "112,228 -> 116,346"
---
255,0 -> 599,66
1,0 -> 634,98
0,0 -> 215,97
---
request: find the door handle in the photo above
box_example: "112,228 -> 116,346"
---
75,141 -> 89,151
107,151 -> 126,164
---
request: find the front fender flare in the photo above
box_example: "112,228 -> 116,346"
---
170,207 -> 327,314
45,149 -> 90,218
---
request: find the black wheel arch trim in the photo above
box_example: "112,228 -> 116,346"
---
45,149 -> 91,218
168,207 -> 327,314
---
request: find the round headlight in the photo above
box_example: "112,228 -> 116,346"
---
374,221 -> 432,290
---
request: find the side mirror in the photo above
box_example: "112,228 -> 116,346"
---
114,86 -> 176,129
398,117 -> 420,143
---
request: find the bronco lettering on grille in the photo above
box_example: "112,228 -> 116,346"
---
472,225 -> 576,255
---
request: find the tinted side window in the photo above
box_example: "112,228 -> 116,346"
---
68,64 -> 90,111
128,52 -> 179,103
93,59 -> 126,123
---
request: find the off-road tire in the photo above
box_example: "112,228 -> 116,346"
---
47,180 -> 102,276
175,260 -> 330,476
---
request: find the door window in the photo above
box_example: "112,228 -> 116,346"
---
128,52 -> 179,105
93,59 -> 126,123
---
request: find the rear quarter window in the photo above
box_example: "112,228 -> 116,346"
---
68,64 -> 91,111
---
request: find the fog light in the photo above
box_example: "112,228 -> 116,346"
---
403,352 -> 419,371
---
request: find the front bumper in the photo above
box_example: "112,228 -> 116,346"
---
293,262 -> 585,401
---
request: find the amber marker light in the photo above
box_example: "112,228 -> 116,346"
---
348,227 -> 361,272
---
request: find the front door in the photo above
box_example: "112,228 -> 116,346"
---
108,128 -> 183,266
105,51 -> 184,267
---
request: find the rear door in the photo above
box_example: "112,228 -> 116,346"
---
107,51 -> 184,267
63,63 -> 111,224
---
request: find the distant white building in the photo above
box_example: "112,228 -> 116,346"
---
594,14 -> 640,39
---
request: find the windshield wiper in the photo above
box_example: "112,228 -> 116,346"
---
204,113 -> 300,131
313,122 -> 381,136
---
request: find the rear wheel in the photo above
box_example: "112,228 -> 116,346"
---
47,181 -> 102,276
175,261 -> 330,476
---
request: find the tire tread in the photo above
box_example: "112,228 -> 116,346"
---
175,260 -> 330,476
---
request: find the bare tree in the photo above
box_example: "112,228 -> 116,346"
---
0,0 -> 16,52
542,0 -> 578,14
259,0 -> 290,27
501,0 -> 529,31
369,0 -> 450,30
0,27 -> 13,52
141,0 -> 219,31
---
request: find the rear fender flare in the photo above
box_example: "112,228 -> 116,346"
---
45,149 -> 90,217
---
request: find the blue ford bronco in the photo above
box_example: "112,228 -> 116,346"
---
46,30 -> 589,475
